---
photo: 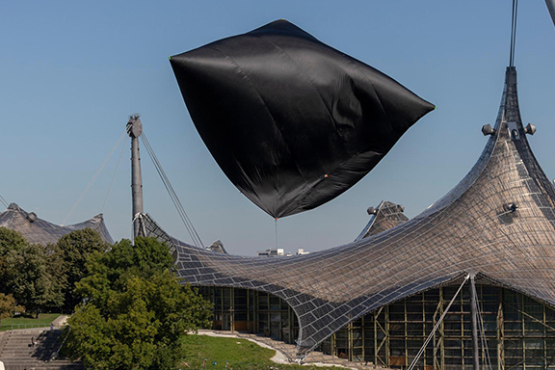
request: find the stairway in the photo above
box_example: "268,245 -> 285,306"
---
0,329 -> 83,370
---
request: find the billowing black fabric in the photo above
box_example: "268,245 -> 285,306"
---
546,0 -> 555,28
170,20 -> 434,218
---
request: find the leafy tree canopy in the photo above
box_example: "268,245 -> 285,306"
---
0,227 -> 28,254
65,237 -> 211,370
0,293 -> 23,327
51,228 -> 109,311
0,227 -> 29,292
5,243 -> 64,315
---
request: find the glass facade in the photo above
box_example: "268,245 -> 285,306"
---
200,285 -> 555,369
198,286 -> 299,344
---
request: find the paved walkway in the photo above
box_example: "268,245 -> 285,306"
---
50,315 -> 69,328
195,329 -> 360,369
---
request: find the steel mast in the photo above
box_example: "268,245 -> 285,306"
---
127,115 -> 144,239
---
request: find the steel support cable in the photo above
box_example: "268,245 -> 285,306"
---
62,130 -> 127,226
407,275 -> 470,370
275,218 -> 278,250
101,137 -> 127,213
141,135 -> 190,239
509,0 -> 519,66
142,137 -> 203,248
504,301 -> 555,333
140,133 -> 204,248
140,133 -> 198,246
142,136 -> 203,248
0,194 -> 8,208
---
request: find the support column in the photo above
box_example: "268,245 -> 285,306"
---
521,294 -> 526,370
374,307 -> 382,367
292,306 -> 295,344
254,292 -> 258,334
373,306 -> 389,367
544,302 -> 548,370
127,115 -> 144,239
362,315 -> 365,363
348,321 -> 353,361
404,299 -> 408,367
230,288 -> 235,333
497,289 -> 504,370
433,288 -> 445,370
470,274 -> 480,370
385,306 -> 390,368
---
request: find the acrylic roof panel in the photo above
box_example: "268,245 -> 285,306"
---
137,212 -> 196,260
0,203 -> 114,245
171,66 -> 555,356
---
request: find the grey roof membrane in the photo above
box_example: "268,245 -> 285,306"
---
0,203 -> 114,245
154,66 -> 555,356
355,200 -> 409,241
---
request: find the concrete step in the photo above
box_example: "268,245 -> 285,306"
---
1,358 -> 83,369
1,359 -> 83,370
0,329 -> 82,370
3,343 -> 58,348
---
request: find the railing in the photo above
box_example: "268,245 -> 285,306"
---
10,324 -> 51,330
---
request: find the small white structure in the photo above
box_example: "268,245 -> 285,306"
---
256,248 -> 285,257
257,248 -> 309,257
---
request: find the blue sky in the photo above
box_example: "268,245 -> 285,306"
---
1,0 -> 554,255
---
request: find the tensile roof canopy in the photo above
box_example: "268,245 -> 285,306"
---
0,203 -> 114,245
170,20 -> 434,218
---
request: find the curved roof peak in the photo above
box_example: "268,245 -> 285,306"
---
0,203 -> 114,245
7,203 -> 23,212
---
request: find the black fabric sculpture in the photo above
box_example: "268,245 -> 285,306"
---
170,20 -> 434,218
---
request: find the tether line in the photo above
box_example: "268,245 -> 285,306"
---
62,130 -> 127,225
509,0 -> 519,66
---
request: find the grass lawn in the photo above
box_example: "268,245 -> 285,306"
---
0,313 -> 62,332
181,335 -> 345,370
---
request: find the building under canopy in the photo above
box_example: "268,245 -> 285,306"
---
163,63 -> 555,368
0,203 -> 114,245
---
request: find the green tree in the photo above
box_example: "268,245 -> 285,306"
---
65,237 -> 211,370
51,228 -> 108,312
5,243 -> 64,316
0,293 -> 23,327
0,227 -> 28,293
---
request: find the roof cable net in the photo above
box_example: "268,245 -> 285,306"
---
140,133 -> 204,249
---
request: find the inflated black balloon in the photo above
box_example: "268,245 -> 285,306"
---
170,20 -> 434,218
